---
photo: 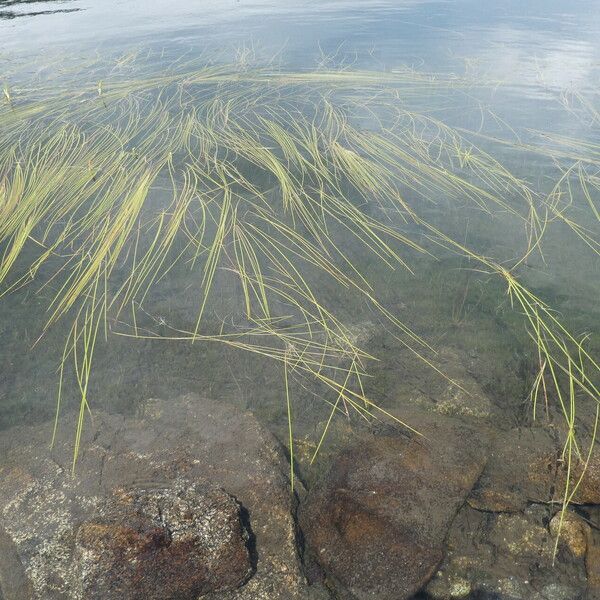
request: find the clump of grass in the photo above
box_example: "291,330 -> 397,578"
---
0,50 -> 597,529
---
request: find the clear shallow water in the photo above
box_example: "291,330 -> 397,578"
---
0,1 -> 598,467
0,6 -> 599,599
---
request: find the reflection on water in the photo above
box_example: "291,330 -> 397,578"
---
1,0 -> 599,94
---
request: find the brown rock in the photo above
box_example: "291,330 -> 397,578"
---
299,408 -> 488,600
75,485 -> 251,600
549,511 -> 590,559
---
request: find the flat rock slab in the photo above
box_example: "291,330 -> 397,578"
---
299,407 -> 489,600
0,394 -> 326,600
468,427 -> 600,513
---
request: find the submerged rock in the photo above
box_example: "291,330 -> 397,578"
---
0,393 -> 327,600
427,422 -> 600,600
425,504 -> 589,600
299,407 -> 488,600
468,426 -> 600,512
0,522 -> 32,600
403,346 -> 506,425
74,485 -> 251,599
549,510 -> 590,559
587,543 -> 600,591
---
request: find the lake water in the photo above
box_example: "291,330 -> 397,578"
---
3,0 -> 600,84
1,0 -> 598,423
0,2 -> 599,597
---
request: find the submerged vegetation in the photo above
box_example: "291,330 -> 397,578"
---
0,50 -> 599,543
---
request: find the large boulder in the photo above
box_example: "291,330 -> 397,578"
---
0,393 -> 328,600
298,407 -> 489,599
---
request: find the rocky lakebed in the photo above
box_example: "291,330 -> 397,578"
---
0,391 -> 599,600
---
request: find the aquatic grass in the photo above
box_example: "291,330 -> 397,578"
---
418,217 -> 600,553
0,51 -> 598,536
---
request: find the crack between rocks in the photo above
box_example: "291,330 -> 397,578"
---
290,490 -> 339,598
234,498 -> 258,580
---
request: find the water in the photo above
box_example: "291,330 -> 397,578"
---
0,4 -> 599,596
2,0 -> 599,81
0,0 -> 600,423
0,0 -> 598,430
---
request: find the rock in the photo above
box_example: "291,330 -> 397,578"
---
425,504 -> 588,600
299,407 -> 488,600
405,347 -> 501,423
74,484 -> 251,599
492,576 -> 538,600
434,379 -> 494,420
587,543 -> 600,589
549,511 -> 590,558
571,457 -> 600,505
467,427 -> 556,512
426,574 -> 472,599
468,426 -> 600,512
539,583 -> 585,600
463,425 -> 600,597
0,393 -> 328,600
490,512 -> 553,559
0,523 -> 32,600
